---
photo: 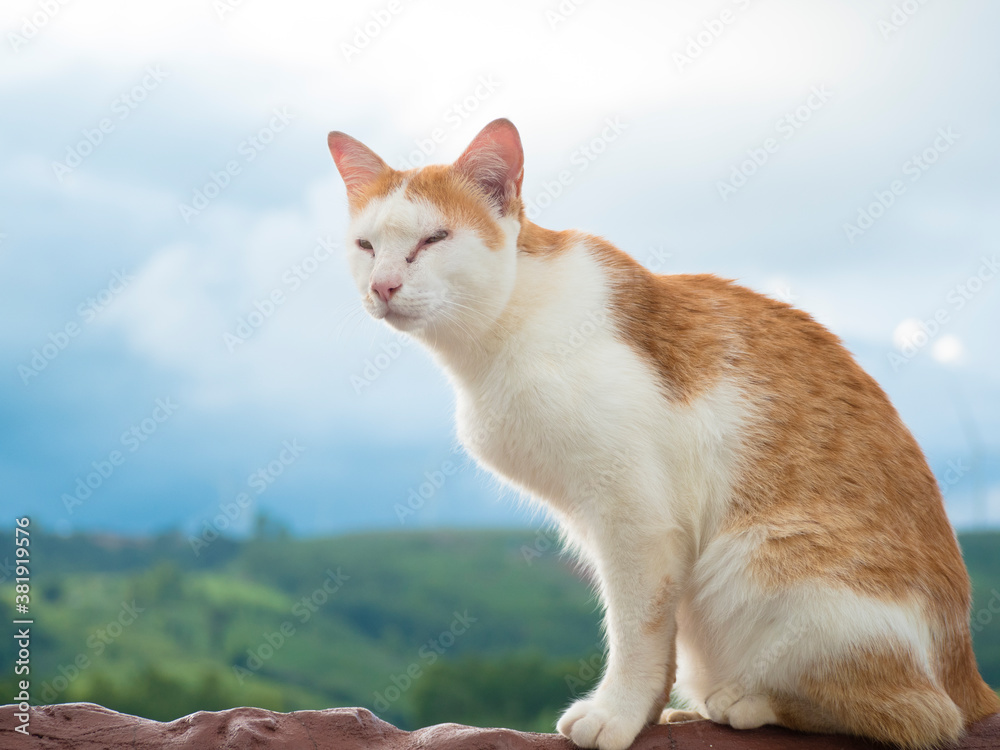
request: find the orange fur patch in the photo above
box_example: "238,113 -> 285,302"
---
345,168 -> 407,216
645,575 -> 677,635
779,647 -> 964,749
405,165 -> 505,251
585,235 -> 733,403
517,220 -> 582,257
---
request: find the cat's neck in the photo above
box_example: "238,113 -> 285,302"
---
415,220 -> 583,388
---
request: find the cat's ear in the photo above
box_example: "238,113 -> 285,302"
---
454,118 -> 524,215
327,131 -> 390,201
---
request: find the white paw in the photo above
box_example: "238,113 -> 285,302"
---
704,685 -> 776,729
727,695 -> 777,730
705,683 -> 743,722
557,698 -> 645,750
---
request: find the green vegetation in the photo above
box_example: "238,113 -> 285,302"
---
1,528 -> 997,731
960,532 -> 1000,689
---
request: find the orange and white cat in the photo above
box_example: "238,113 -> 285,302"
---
326,119 -> 998,750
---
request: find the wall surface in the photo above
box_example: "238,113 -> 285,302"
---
2,704 -> 999,750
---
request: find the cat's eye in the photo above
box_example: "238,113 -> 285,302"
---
406,231 -> 449,264
357,239 -> 374,254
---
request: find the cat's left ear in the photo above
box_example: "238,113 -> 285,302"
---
454,118 -> 524,216
327,131 -> 390,203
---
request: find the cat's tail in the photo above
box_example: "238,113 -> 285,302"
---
960,677 -> 1000,725
832,690 -> 963,750
774,648 -> 971,750
937,621 -> 1000,726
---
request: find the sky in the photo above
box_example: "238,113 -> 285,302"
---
2,0 -> 999,539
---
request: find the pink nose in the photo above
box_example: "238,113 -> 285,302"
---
371,279 -> 401,303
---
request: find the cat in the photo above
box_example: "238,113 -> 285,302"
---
326,118 -> 999,750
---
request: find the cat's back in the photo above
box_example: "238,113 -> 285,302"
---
595,242 -> 923,477
591,240 -> 965,594
598,253 -> 870,405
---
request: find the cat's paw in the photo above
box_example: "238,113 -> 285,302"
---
659,708 -> 705,723
727,695 -> 777,729
557,698 -> 644,750
705,685 -> 776,730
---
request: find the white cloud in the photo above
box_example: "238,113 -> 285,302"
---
932,334 -> 964,365
100,175 -> 452,438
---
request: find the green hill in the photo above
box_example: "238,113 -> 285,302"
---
2,528 -> 997,731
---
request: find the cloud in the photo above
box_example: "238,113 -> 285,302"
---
2,0 -> 999,534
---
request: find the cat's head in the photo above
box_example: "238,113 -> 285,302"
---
327,119 -> 524,342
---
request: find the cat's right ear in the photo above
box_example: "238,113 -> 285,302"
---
327,132 -> 390,202
454,118 -> 524,216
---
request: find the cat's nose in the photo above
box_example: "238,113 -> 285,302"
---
371,278 -> 401,303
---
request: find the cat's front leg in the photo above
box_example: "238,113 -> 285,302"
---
557,529 -> 683,750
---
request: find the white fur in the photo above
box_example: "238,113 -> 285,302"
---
348,183 -> 517,342
344,192 -> 940,750
677,530 -> 937,714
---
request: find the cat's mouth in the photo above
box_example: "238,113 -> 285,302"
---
366,294 -> 431,331
383,307 -> 426,331
366,299 -> 407,321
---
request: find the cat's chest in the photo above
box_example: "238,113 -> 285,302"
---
448,316 -> 747,527
456,362 -> 578,465
452,328 -> 660,505
455,380 -> 590,506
